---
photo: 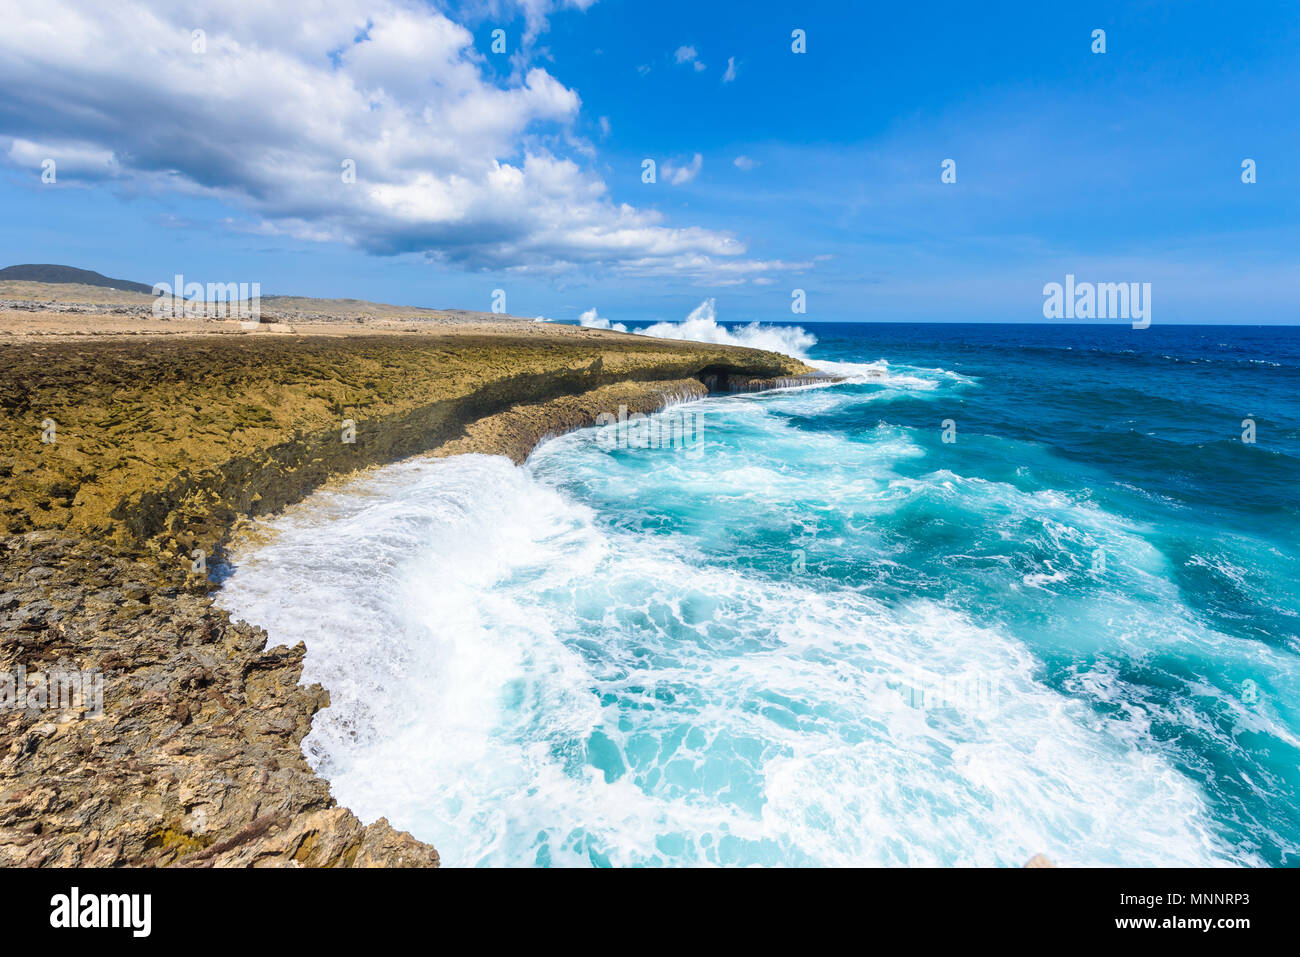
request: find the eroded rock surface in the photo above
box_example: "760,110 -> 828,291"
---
0,531 -> 437,866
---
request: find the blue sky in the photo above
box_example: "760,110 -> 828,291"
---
0,0 -> 1296,323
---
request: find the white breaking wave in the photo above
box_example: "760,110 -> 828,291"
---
813,358 -> 936,387
578,307 -> 627,333
625,300 -> 973,394
807,357 -> 978,393
636,298 -> 817,358
216,412 -> 1245,867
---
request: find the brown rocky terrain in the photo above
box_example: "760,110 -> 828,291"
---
0,299 -> 817,867
0,279 -> 532,327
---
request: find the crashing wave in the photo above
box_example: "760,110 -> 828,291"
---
578,308 -> 627,333
635,299 -> 816,358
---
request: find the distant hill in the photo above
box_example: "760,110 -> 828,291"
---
0,265 -> 522,321
0,264 -> 154,295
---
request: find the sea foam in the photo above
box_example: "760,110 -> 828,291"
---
217,378 -> 1250,866
635,298 -> 818,358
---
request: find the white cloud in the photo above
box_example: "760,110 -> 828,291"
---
496,0 -> 600,48
662,153 -> 703,186
722,57 -> 737,83
0,0 -> 790,278
674,45 -> 706,72
733,155 -> 758,171
608,253 -> 813,287
7,138 -> 117,182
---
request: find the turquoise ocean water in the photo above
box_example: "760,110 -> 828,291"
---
217,319 -> 1300,867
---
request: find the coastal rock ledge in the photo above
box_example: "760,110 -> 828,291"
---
0,323 -> 814,866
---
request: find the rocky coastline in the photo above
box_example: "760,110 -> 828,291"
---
0,315 -> 816,866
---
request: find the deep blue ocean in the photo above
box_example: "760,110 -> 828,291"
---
218,319 -> 1300,866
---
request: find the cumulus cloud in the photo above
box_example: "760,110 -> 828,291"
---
722,57 -> 737,83
514,0 -> 599,45
674,45 -> 706,72
7,138 -> 117,182
662,153 -> 703,186
0,0 -> 786,278
733,155 -> 758,171
466,0 -> 599,52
